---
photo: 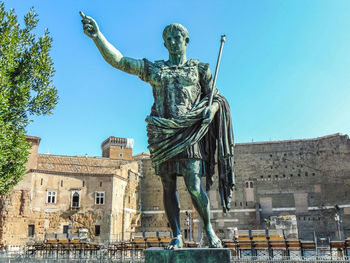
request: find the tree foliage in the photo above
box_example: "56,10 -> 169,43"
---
0,3 -> 58,194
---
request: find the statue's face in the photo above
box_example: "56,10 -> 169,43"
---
164,30 -> 188,55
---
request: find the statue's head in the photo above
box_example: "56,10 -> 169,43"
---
163,23 -> 189,55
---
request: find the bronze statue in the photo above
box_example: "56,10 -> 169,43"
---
80,12 -> 234,249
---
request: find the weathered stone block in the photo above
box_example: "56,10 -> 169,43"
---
145,248 -> 231,263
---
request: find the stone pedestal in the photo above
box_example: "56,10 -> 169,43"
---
145,248 -> 231,263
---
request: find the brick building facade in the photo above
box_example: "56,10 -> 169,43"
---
0,136 -> 140,247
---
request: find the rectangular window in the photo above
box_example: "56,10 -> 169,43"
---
184,229 -> 189,239
63,225 -> 69,234
95,192 -> 105,205
28,225 -> 35,237
95,225 -> 101,236
46,190 -> 57,204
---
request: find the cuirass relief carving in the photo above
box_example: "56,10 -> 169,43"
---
151,62 -> 201,118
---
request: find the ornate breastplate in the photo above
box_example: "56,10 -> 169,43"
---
151,60 -> 201,118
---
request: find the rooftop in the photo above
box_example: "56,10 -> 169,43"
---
37,154 -> 130,174
236,133 -> 347,146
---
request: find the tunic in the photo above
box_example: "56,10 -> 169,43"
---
139,58 -> 214,175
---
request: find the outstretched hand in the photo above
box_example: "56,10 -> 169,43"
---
80,11 -> 99,39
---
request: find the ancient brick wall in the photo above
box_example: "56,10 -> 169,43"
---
234,133 -> 350,239
107,146 -> 133,160
101,136 -> 134,160
25,136 -> 40,171
139,134 -> 350,241
112,161 -> 140,241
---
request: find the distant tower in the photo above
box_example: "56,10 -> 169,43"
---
101,136 -> 134,160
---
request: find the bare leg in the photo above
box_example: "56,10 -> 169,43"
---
183,172 -> 222,248
161,174 -> 183,249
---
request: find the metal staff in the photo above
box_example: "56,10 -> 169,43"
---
208,35 -> 226,106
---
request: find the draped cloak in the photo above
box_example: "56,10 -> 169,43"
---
140,58 -> 235,213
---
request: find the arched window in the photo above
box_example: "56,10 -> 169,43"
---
72,192 -> 80,208
246,181 -> 253,188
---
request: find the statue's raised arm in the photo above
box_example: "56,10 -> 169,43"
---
80,11 -> 143,76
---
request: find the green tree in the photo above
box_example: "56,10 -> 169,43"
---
0,3 -> 58,194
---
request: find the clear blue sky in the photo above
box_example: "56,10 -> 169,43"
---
6,0 -> 350,157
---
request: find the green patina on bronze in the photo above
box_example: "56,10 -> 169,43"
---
145,248 -> 231,263
80,12 -> 234,249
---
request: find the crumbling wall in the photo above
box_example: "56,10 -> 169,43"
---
0,189 -> 109,246
235,133 -> 350,239
139,134 -> 350,241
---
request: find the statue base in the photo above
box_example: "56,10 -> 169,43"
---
145,247 -> 231,263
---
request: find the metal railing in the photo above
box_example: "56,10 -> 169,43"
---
1,250 -> 350,262
1,239 -> 349,262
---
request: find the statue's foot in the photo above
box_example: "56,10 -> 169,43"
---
206,227 -> 223,248
164,235 -> 183,250
208,235 -> 222,248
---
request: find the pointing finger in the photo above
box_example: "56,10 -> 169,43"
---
79,11 -> 86,19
